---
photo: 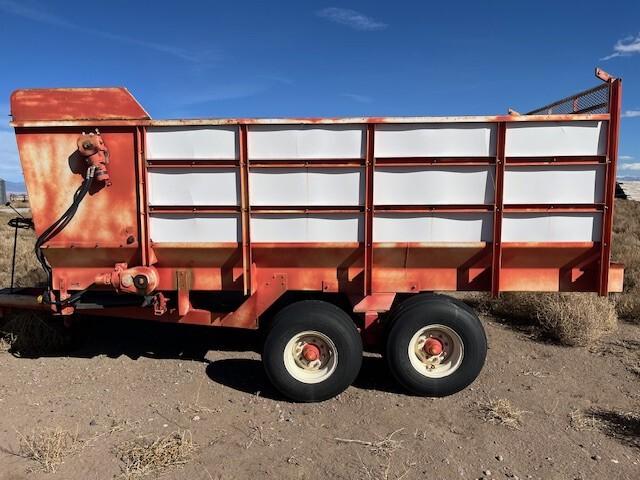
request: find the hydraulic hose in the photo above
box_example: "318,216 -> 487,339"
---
35,166 -> 96,307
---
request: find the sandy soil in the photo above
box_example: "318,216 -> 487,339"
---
0,314 -> 638,480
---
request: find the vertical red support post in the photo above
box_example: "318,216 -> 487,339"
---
364,124 -> 375,296
239,124 -> 253,295
135,126 -> 151,266
491,122 -> 507,297
599,79 -> 622,295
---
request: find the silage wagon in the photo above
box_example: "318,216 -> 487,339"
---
0,69 -> 623,402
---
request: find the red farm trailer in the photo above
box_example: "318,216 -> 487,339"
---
0,69 -> 623,401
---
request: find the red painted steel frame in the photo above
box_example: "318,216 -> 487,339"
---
6,77 -> 624,331
491,123 -> 507,296
599,78 -> 622,295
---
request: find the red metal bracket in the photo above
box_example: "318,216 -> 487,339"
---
217,273 -> 288,329
595,67 -> 615,83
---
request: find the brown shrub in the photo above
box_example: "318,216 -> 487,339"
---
477,398 -> 526,429
115,430 -> 196,479
491,292 -> 617,346
17,426 -> 84,473
612,199 -> 640,324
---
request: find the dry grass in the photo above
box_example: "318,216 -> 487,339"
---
0,209 -> 45,289
335,428 -> 404,456
17,426 -> 84,473
115,430 -> 197,479
335,429 -> 413,480
0,310 -> 71,356
612,199 -> 640,323
488,292 -> 617,346
477,398 -> 527,429
569,407 -> 640,449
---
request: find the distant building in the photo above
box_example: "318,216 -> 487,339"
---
0,178 -> 6,204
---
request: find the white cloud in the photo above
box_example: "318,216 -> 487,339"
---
341,93 -> 373,103
620,162 -> 640,171
622,110 -> 640,118
0,0 -> 219,64
602,33 -> 640,60
316,7 -> 387,31
620,155 -> 634,160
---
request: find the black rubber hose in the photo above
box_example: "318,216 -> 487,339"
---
35,169 -> 95,306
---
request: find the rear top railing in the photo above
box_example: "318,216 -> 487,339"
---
527,83 -> 610,115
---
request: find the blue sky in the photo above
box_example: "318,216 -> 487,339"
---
0,0 -> 639,183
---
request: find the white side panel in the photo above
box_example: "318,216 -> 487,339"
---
148,168 -> 239,206
149,214 -> 240,242
374,166 -> 494,205
251,214 -> 363,242
250,168 -> 363,206
146,127 -> 238,159
504,165 -> 604,204
375,123 -> 497,157
248,125 -> 364,159
505,121 -> 607,157
502,213 -> 602,242
373,213 -> 493,242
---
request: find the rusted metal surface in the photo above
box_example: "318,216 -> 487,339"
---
11,113 -> 610,129
11,88 -> 149,122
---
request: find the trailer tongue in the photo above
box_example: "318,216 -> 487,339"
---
0,69 -> 623,401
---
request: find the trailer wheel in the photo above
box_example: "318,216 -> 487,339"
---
262,300 -> 362,402
385,296 -> 487,396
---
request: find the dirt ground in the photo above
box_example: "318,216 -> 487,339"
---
0,313 -> 638,480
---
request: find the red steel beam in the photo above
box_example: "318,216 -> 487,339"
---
491,122 -> 507,296
249,159 -> 363,168
136,126 -> 151,266
147,160 -> 239,168
375,157 -> 495,166
239,125 -> 254,295
376,205 -> 493,213
10,113 -> 611,129
149,206 -> 240,212
364,124 -> 375,296
599,79 -> 622,295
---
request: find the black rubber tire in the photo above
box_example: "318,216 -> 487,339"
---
262,300 -> 362,402
385,295 -> 487,397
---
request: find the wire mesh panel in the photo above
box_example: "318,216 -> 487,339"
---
527,83 -> 610,115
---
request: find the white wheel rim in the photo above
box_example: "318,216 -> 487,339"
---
407,324 -> 464,378
283,330 -> 338,384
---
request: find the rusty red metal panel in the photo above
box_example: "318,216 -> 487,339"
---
599,78 -> 622,295
11,88 -> 150,122
16,127 -> 140,249
491,122 -> 507,296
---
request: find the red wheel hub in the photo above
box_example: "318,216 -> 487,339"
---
302,343 -> 321,362
423,337 -> 443,356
